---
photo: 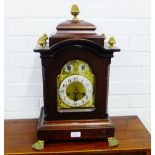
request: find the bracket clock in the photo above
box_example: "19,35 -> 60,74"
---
34,5 -> 120,143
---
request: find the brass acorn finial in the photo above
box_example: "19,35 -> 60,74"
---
71,4 -> 80,21
37,37 -> 45,48
42,33 -> 48,42
37,33 -> 48,48
108,37 -> 116,48
101,33 -> 106,39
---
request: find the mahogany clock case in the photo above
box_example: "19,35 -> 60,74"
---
34,19 -> 120,141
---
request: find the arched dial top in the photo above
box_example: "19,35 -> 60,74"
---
57,60 -> 95,112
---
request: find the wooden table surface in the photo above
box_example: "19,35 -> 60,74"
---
4,116 -> 151,155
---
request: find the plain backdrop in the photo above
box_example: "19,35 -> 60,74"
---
4,0 -> 151,132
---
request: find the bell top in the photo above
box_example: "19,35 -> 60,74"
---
49,4 -> 103,46
56,4 -> 96,31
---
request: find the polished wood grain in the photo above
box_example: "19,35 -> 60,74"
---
37,107 -> 115,141
4,116 -> 151,155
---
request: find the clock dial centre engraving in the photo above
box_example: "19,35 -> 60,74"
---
66,82 -> 86,101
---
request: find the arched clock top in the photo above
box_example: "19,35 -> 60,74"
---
34,39 -> 120,59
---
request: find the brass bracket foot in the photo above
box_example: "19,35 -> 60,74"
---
108,137 -> 119,147
32,140 -> 44,151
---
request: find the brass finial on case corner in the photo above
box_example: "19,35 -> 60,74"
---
108,37 -> 116,48
37,33 -> 48,48
37,37 -> 45,48
71,4 -> 80,21
101,33 -> 106,39
42,33 -> 48,41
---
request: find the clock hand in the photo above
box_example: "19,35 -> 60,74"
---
74,83 -> 79,101
75,90 -> 85,95
74,90 -> 78,101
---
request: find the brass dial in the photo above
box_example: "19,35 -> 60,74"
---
57,60 -> 95,112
